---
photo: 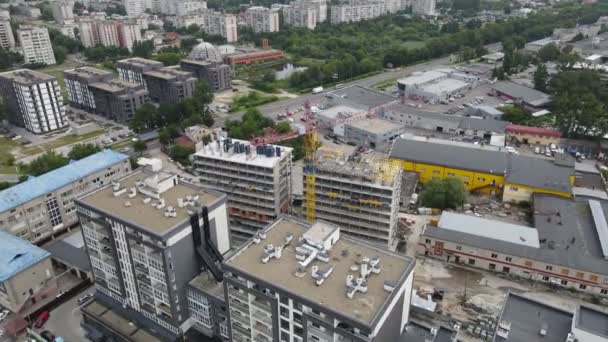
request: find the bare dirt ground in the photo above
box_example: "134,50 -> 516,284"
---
399,213 -> 608,341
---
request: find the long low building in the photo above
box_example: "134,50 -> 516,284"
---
389,137 -> 574,202
0,150 -> 130,244
418,195 -> 608,298
492,81 -> 551,110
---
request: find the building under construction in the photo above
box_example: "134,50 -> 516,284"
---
193,137 -> 293,240
303,149 -> 403,247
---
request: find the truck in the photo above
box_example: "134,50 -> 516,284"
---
312,86 -> 323,94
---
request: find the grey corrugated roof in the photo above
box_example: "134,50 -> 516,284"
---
389,138 -> 509,175
506,155 -> 573,193
328,85 -> 397,109
458,117 -> 508,133
589,200 -> 608,259
43,232 -> 91,272
423,196 -> 608,275
493,81 -> 551,107
575,306 -> 608,338
494,293 -> 573,342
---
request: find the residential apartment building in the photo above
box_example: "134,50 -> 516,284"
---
202,10 -> 238,43
161,0 -> 207,15
389,137 -> 575,202
76,166 -> 231,341
193,138 -> 293,239
88,79 -> 149,123
0,231 -> 57,316
124,0 -> 153,17
117,57 -> 164,87
304,151 -> 403,247
97,21 -> 120,47
51,1 -> 75,24
17,26 -> 56,65
63,66 -> 114,111
77,18 -> 100,48
0,69 -> 66,134
413,0 -> 435,15
330,0 -> 387,24
213,216 -> 415,342
118,21 -> 142,51
168,14 -> 205,29
143,67 -> 197,103
283,0 -> 327,29
244,6 -> 280,33
419,196 -> 608,298
179,59 -> 231,92
0,150 -> 130,244
0,19 -> 15,49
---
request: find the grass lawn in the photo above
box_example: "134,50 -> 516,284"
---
0,165 -> 20,174
110,139 -> 132,150
21,130 -> 105,156
0,137 -> 20,162
402,41 -> 426,49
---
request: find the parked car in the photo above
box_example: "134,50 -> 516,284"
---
77,293 -> 94,305
40,330 -> 55,342
55,290 -> 67,299
34,311 -> 50,328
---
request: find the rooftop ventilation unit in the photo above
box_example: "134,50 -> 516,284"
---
112,181 -> 120,191
566,332 -> 576,342
113,188 -> 127,197
311,264 -> 334,286
143,197 -> 151,204
128,187 -> 137,198
496,320 -> 511,339
262,244 -> 283,263
346,274 -> 368,299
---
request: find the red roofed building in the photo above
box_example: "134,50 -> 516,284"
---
223,49 -> 285,65
506,124 -> 562,145
174,135 -> 196,149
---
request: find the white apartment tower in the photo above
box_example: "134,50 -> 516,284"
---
124,0 -> 149,17
0,20 -> 15,49
283,0 -> 327,30
202,11 -> 238,43
0,70 -> 67,134
17,26 -> 56,65
413,0 -> 435,15
118,21 -> 142,51
51,1 -> 75,25
78,19 -> 99,48
193,138 -> 293,239
330,0 -> 387,24
97,21 -> 120,47
244,6 -> 280,33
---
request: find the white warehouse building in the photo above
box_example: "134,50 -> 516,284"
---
397,69 -> 475,102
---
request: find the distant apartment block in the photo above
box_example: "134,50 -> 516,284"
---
89,80 -> 149,123
413,0 -> 435,15
17,26 -> 56,65
124,0 -> 152,17
244,6 -> 280,33
202,10 -> 238,43
118,21 -> 142,51
77,19 -> 100,48
116,57 -> 164,87
143,67 -> 197,103
180,59 -> 232,92
0,231 -> 57,316
64,66 -> 114,111
0,69 -> 66,134
0,19 -> 15,49
283,0 -> 327,29
78,20 -> 142,50
161,0 -> 207,15
0,150 -> 130,244
77,166 -> 230,341
51,1 -> 75,24
193,138 -> 293,238
97,21 -> 120,47
330,0 -> 387,24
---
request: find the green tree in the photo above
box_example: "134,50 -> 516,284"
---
194,81 -> 214,108
533,64 -> 549,92
538,43 -> 561,62
25,151 -> 69,176
53,45 -> 68,64
129,103 -> 159,133
0,47 -> 23,71
132,140 -> 147,155
73,1 -> 86,13
275,121 -> 291,134
420,178 -> 467,210
68,143 -> 101,160
131,40 -> 155,58
153,52 -> 184,66
170,145 -> 194,165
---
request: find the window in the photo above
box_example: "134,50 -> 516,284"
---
489,263 -> 496,270
505,257 -> 512,262
546,266 -> 553,271
579,284 -> 587,290
432,170 -> 440,175
542,276 -> 550,281
447,173 -> 455,177
561,269 -> 569,276
524,261 -> 533,267
468,259 -> 475,265
509,187 -> 518,192
425,239 -> 431,244
456,246 -> 462,251
590,275 -> 599,282
491,253 -> 498,259
561,280 -> 568,286
503,267 -> 510,273
478,177 -> 486,182
601,289 -> 608,295
576,272 -> 584,279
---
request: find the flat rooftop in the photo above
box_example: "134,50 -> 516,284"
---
144,67 -> 193,80
195,138 -> 292,168
82,300 -> 161,342
398,70 -> 446,86
327,85 -> 396,109
319,104 -> 366,120
90,79 -> 144,93
117,57 -> 164,68
78,169 -> 222,237
225,217 -> 414,325
0,69 -> 55,84
189,272 -> 225,301
347,118 -> 402,134
493,293 -> 573,342
316,149 -> 402,188
575,306 -> 608,338
421,78 -> 468,94
64,66 -> 113,79
438,212 -> 540,248
43,229 -> 91,272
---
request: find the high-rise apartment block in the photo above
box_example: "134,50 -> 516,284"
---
0,19 -> 15,49
244,6 -> 280,33
17,26 -> 56,65
143,67 -> 197,103
64,67 -> 115,111
124,0 -> 151,17
0,69 -> 66,134
118,21 -> 142,51
117,57 -> 164,86
77,166 -> 230,341
78,20 -> 142,50
97,21 -> 120,47
283,0 -> 327,29
215,217 -> 415,342
304,152 -> 403,247
77,19 -> 99,48
413,0 -> 435,15
51,1 -> 75,24
179,59 -> 232,92
202,10 -> 238,43
0,150 -> 130,244
330,0 -> 387,24
162,0 -> 207,15
88,80 -> 149,123
193,138 -> 293,239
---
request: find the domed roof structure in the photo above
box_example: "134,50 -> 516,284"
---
190,40 -> 222,62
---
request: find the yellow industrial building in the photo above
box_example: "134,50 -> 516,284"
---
389,138 -> 574,202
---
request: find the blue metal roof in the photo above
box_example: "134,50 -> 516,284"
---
0,150 -> 129,213
0,230 -> 50,281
